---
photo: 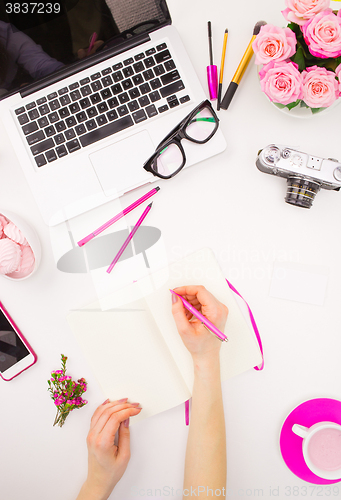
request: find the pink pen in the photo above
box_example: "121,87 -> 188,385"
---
107,203 -> 153,273
87,32 -> 98,56
77,186 -> 160,246
170,289 -> 228,342
207,21 -> 218,100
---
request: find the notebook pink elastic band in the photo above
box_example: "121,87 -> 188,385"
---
225,279 -> 264,371
184,280 -> 264,425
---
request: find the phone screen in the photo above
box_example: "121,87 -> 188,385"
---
0,308 -> 30,373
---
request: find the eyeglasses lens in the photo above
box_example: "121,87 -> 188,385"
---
185,107 -> 217,142
151,143 -> 183,177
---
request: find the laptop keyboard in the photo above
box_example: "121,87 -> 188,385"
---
14,43 -> 190,168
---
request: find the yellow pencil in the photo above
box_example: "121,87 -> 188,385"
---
217,29 -> 228,110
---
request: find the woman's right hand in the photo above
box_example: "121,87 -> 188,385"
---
171,285 -> 228,361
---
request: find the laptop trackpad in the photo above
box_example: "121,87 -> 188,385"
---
89,130 -> 155,197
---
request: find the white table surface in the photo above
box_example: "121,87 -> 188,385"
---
1,0 -> 341,499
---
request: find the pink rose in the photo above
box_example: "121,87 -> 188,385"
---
302,65 -> 339,107
302,10 -> 341,58
282,0 -> 330,26
252,25 -> 297,65
259,60 -> 303,105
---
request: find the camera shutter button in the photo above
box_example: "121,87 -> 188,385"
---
333,166 -> 341,181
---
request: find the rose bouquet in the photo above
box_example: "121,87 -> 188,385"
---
252,0 -> 341,113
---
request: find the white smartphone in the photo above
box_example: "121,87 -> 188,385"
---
0,301 -> 37,381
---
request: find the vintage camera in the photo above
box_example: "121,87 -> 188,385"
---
256,144 -> 341,208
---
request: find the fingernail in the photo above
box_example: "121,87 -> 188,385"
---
124,418 -> 129,428
118,398 -> 128,403
102,398 -> 109,405
172,293 -> 177,304
130,402 -> 140,407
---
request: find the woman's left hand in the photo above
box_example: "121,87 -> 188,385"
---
77,398 -> 142,500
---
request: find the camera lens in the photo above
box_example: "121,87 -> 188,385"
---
285,176 -> 321,209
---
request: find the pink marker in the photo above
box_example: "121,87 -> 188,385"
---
77,187 -> 160,247
170,289 -> 228,342
107,203 -> 153,274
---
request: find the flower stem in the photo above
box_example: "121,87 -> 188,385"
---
53,410 -> 60,427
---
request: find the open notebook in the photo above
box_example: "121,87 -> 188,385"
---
67,248 -> 262,422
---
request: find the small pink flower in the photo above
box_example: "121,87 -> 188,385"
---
252,25 -> 297,64
52,370 -> 63,376
282,0 -> 330,26
302,10 -> 341,58
302,65 -> 339,107
259,60 -> 303,105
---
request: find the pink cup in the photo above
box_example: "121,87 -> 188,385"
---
292,421 -> 341,480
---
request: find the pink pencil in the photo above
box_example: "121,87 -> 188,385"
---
106,203 -> 153,274
77,186 -> 160,246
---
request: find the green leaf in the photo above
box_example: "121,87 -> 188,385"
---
311,107 -> 325,114
274,102 -> 286,109
292,46 -> 306,71
286,99 -> 301,110
287,22 -> 296,31
287,22 -> 300,35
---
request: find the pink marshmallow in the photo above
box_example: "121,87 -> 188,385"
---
0,215 -> 8,239
8,245 -> 35,278
4,221 -> 28,245
0,239 -> 22,274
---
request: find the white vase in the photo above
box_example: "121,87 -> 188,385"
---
270,98 -> 340,118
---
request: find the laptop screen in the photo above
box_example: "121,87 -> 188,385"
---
0,0 -> 171,99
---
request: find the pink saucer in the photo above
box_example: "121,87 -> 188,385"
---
280,398 -> 341,484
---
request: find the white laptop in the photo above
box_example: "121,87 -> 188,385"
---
0,0 -> 226,226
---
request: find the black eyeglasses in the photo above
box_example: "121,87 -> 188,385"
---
143,100 -> 219,179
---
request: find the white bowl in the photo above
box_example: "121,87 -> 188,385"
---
0,210 -> 41,280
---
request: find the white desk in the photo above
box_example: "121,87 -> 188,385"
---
1,0 -> 341,499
